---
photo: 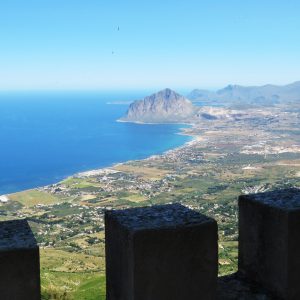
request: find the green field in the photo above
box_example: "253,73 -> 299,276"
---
1,109 -> 299,299
40,249 -> 105,300
10,190 -> 62,207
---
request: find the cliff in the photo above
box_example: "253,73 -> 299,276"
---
119,88 -> 196,123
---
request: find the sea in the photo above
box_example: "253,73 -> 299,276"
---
0,91 -> 192,195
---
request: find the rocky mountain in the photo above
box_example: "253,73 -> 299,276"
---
119,89 -> 196,123
188,81 -> 300,107
119,88 -> 245,124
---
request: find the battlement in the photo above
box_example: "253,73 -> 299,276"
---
1,188 -> 299,299
0,219 -> 37,251
0,219 -> 40,300
106,188 -> 300,300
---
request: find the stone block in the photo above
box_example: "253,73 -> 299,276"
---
105,203 -> 218,300
238,188 -> 300,299
0,219 -> 40,300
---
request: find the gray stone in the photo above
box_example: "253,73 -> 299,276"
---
217,273 -> 275,300
119,88 -> 196,123
0,219 -> 40,300
238,188 -> 300,300
105,203 -> 218,300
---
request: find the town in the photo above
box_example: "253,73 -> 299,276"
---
0,102 -> 299,299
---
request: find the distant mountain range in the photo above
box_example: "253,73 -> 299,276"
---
188,81 -> 300,107
120,83 -> 300,123
119,88 -> 239,123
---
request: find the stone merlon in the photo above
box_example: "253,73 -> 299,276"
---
0,219 -> 41,300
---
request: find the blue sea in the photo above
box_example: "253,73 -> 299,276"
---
0,91 -> 191,195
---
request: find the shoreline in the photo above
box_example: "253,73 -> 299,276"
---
117,118 -> 193,126
6,123 -> 197,197
74,127 -> 198,179
60,125 -> 198,180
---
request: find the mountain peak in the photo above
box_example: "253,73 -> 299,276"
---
188,80 -> 300,107
120,89 -> 195,123
159,88 -> 173,94
154,88 -> 185,100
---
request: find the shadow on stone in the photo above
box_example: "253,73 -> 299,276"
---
105,203 -> 218,300
0,219 -> 41,300
217,272 -> 280,300
238,188 -> 300,299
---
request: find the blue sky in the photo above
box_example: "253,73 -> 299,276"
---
1,0 -> 300,90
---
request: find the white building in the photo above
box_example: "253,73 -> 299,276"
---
0,195 -> 9,203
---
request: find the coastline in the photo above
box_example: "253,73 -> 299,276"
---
6,123 -> 197,197
117,118 -> 193,126
2,94 -> 195,197
56,125 -> 197,181
74,126 -> 198,179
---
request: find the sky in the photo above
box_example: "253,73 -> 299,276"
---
1,0 -> 300,91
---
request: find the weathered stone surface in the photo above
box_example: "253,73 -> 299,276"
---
0,219 -> 40,300
105,203 -> 218,300
238,188 -> 300,300
217,273 -> 276,300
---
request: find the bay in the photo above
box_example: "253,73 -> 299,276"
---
0,91 -> 191,195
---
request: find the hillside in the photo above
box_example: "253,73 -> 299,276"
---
0,101 -> 299,299
120,88 -> 240,123
119,88 -> 196,123
188,81 -> 300,107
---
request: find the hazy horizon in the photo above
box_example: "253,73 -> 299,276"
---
1,79 -> 300,95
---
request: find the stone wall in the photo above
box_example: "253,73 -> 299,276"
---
1,188 -> 299,299
0,219 -> 40,300
105,188 -> 300,300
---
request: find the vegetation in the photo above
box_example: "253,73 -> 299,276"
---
0,103 -> 299,299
